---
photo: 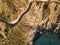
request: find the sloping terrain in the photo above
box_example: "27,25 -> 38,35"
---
0,0 -> 60,45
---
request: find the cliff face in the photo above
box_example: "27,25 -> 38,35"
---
0,0 -> 60,45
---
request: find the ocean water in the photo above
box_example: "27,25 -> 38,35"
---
32,32 -> 60,45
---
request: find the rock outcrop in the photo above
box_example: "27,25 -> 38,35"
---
0,0 -> 60,45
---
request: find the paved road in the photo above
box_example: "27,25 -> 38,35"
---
0,1 -> 60,27
0,2 -> 32,27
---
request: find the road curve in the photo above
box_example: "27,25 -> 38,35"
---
0,2 -> 32,27
0,1 -> 59,27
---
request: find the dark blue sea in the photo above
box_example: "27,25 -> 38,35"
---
32,32 -> 60,45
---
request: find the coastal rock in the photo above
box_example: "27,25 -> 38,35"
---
0,0 -> 60,45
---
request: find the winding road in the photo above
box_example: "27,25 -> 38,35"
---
0,2 -> 32,27
0,0 -> 60,27
0,0 -> 60,39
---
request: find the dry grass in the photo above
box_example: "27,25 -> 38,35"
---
0,0 -> 60,45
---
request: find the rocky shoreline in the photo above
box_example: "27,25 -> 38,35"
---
28,25 -> 42,45
28,23 -> 60,45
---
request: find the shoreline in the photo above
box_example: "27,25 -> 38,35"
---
28,25 -> 42,45
28,23 -> 60,45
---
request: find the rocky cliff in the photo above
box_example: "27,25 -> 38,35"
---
0,0 -> 60,45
